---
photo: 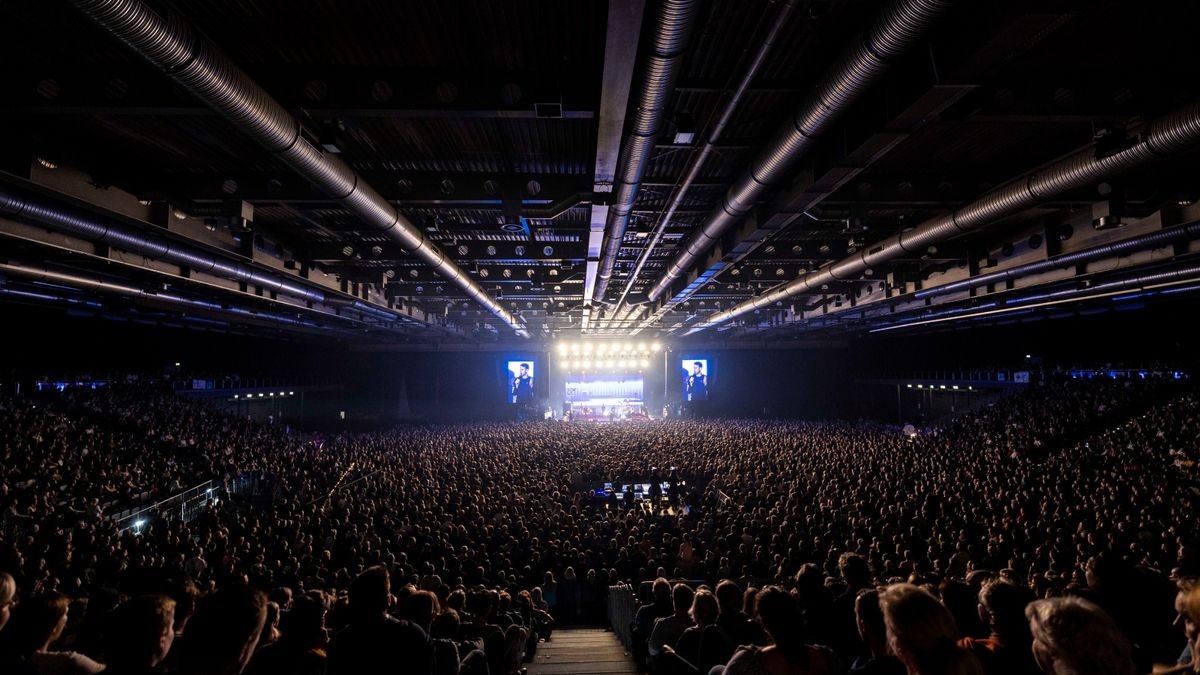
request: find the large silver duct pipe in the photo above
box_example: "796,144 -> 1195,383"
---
0,261 -> 337,330
687,102 -> 1200,334
591,0 -> 701,318
0,187 -> 429,326
70,0 -> 527,337
912,220 -> 1200,300
0,188 -> 328,305
862,260 -> 1200,333
611,0 -> 798,318
806,216 -> 1200,324
646,0 -> 954,304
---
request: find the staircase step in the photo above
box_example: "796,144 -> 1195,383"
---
527,628 -> 638,675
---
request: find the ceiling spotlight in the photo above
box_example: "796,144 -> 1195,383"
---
543,246 -> 554,256
479,269 -> 489,278
502,268 -> 512,278
486,245 -> 497,256
36,157 -> 58,170
515,245 -> 526,256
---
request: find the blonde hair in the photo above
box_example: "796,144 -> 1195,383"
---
880,583 -> 982,675
0,573 -> 15,607
1025,596 -> 1133,675
689,589 -> 719,627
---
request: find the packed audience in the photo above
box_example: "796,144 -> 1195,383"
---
0,375 -> 1197,675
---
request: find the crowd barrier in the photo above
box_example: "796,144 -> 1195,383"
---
111,480 -> 219,532
607,583 -> 636,647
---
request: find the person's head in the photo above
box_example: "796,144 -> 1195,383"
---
401,589 -> 440,630
840,553 -> 871,589
105,595 -> 177,669
692,362 -> 703,375
349,565 -> 392,619
671,583 -> 695,617
880,584 -> 981,675
714,579 -> 743,615
977,580 -> 1033,644
260,601 -> 281,645
520,364 -> 530,375
1,591 -> 69,655
430,609 -> 461,640
855,589 -> 888,650
0,572 -> 15,633
689,589 -> 719,627
1025,596 -> 1134,675
282,593 -> 328,651
176,585 -> 267,675
754,586 -> 805,660
652,577 -> 671,605
268,587 -> 293,611
1183,583 -> 1200,664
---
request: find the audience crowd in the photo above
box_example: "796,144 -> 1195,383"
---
0,376 -> 1197,675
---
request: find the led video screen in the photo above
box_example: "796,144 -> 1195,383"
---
680,358 -> 710,401
506,360 -> 535,404
565,373 -> 644,405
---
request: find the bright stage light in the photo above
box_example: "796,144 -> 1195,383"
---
558,344 -> 568,356
652,342 -> 662,352
583,343 -> 593,354
637,342 -> 647,353
640,359 -> 649,368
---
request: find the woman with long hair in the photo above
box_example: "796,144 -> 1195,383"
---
0,591 -> 104,675
722,586 -> 842,675
880,584 -> 982,675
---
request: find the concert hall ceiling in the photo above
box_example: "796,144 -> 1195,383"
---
2,0 -> 1200,345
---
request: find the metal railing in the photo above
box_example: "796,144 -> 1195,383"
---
172,375 -> 340,392
608,583 -> 636,648
111,480 -> 220,533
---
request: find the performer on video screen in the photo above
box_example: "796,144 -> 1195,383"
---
511,363 -> 534,403
686,361 -> 707,401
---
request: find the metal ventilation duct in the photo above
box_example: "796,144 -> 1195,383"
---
591,0 -> 701,314
687,102 -> 1200,333
70,0 -> 527,337
0,187 -> 326,304
611,0 -> 798,318
864,260 -> 1200,333
647,0 -> 954,303
912,220 -> 1200,300
0,261 -> 334,330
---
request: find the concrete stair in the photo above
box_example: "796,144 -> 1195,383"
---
528,628 -> 638,675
